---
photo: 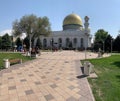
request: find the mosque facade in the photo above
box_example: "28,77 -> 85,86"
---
34,13 -> 92,50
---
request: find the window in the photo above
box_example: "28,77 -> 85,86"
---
43,38 -> 47,48
73,38 -> 77,48
81,38 -> 84,48
66,38 -> 70,47
73,38 -> 77,44
58,38 -> 62,48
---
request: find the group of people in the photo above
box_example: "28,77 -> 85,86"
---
31,47 -> 41,55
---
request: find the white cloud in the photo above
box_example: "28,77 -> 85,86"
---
0,29 -> 13,36
0,29 -> 26,38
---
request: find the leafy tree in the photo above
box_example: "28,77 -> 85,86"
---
104,34 -> 113,52
23,37 -> 29,50
15,37 -> 22,49
113,34 -> 120,52
94,29 -> 108,42
0,36 -> 2,49
94,29 -> 108,51
12,14 -> 51,51
1,33 -> 12,50
32,16 -> 51,38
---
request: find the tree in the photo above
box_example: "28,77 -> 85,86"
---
1,33 -> 12,50
0,36 -> 2,49
94,29 -> 108,42
23,37 -> 29,50
113,34 -> 120,52
32,16 -> 51,38
94,29 -> 108,51
12,14 -> 51,51
15,37 -> 22,50
104,34 -> 113,52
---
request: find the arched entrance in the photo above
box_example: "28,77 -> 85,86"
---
81,38 -> 84,48
58,38 -> 62,49
73,38 -> 77,49
43,39 -> 47,48
66,38 -> 72,49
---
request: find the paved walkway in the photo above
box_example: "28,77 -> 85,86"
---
0,51 -> 99,101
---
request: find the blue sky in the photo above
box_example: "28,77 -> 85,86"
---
0,0 -> 120,38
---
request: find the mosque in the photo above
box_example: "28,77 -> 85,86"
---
34,13 -> 92,50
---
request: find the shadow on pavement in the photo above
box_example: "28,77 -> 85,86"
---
76,75 -> 87,79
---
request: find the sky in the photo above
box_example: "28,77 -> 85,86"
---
0,0 -> 120,38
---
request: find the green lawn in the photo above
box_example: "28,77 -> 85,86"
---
82,55 -> 120,101
0,52 -> 32,69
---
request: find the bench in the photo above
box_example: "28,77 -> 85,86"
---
9,59 -> 22,65
3,59 -> 22,68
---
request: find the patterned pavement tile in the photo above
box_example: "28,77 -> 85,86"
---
34,81 -> 41,85
44,94 -> 54,101
17,73 -> 22,75
0,51 -> 98,101
25,89 -> 34,95
34,70 -> 39,72
50,84 -> 58,88
41,76 -> 46,79
28,74 -> 34,76
20,79 -> 27,82
8,77 -> 14,80
54,77 -> 60,81
66,96 -> 78,101
8,86 -> 16,90
68,85 -> 76,90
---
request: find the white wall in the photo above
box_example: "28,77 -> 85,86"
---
38,30 -> 91,49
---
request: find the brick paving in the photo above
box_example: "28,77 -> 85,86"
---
0,51 -> 99,101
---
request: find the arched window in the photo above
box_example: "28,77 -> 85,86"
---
58,38 -> 62,43
58,38 -> 62,48
73,38 -> 77,44
66,38 -> 70,47
50,38 -> 54,45
43,38 -> 47,48
81,38 -> 84,48
73,38 -> 77,48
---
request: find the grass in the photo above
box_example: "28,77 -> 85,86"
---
0,52 -> 33,69
82,55 -> 120,101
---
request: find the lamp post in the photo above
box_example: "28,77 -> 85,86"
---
85,33 -> 89,60
85,39 -> 87,60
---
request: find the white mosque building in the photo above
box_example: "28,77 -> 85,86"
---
34,13 -> 92,50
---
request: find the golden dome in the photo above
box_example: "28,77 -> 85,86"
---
63,13 -> 82,26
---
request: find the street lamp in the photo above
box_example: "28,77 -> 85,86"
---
85,33 -> 89,60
